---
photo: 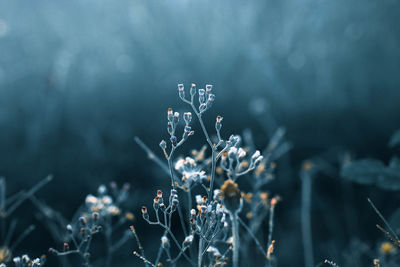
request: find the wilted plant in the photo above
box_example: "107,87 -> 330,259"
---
134,83 -> 287,267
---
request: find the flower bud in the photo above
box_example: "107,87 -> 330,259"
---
238,148 -> 246,159
171,189 -> 178,196
190,83 -> 196,96
173,112 -> 179,124
190,209 -> 196,216
153,197 -> 160,210
92,212 -> 99,221
228,147 -> 238,159
199,89 -> 206,104
161,236 -> 170,249
98,184 -> 107,195
159,140 -> 167,150
170,135 -> 177,146
63,242 -> 69,251
172,198 -> 179,207
66,224 -> 73,233
167,108 -> 173,122
206,84 -> 212,93
110,181 -> 117,189
157,190 -> 163,198
183,112 -> 192,125
141,206 -> 149,220
216,116 -> 223,131
79,216 -> 86,226
123,183 -> 130,191
178,84 -> 185,99
200,205 -> 207,214
254,156 -> 264,167
184,235 -> 194,246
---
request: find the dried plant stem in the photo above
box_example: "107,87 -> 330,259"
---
368,198 -> 400,242
134,137 -> 169,175
105,217 -> 112,267
231,212 -> 240,267
301,171 -> 314,267
198,236 -> 204,267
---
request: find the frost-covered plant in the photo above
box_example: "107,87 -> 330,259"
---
37,182 -> 134,267
0,176 -> 51,266
134,83 -> 286,267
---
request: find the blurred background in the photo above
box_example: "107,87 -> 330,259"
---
0,0 -> 400,266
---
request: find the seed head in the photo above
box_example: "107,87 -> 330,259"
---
221,180 -> 241,212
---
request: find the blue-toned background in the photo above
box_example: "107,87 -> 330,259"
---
0,0 -> 400,266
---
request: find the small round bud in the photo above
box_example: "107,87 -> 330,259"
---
153,197 -> 160,210
141,206 -> 149,220
63,242 -> 69,251
66,224 -> 73,233
190,83 -> 196,96
173,112 -> 179,124
92,212 -> 99,221
168,108 -> 173,122
200,205 -> 207,214
195,195 -> 203,204
208,94 -> 215,102
228,147 -> 238,159
79,216 -> 87,226
199,89 -> 206,104
184,235 -> 194,246
172,198 -> 179,206
157,190 -> 163,198
97,184 -> 107,195
254,156 -> 264,166
110,181 -> 117,189
48,248 -> 57,255
171,189 -> 178,196
251,150 -> 261,161
178,84 -> 185,99
190,209 -> 196,216
183,112 -> 192,125
161,236 -> 170,249
141,206 -> 148,214
206,84 -> 212,93
216,116 -> 223,131
123,183 -> 130,191
80,227 -> 86,236
159,140 -> 167,150
238,148 -> 246,159
159,203 -> 165,210
170,135 -> 177,146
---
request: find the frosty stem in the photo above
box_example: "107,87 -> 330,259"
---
301,170 -> 314,267
230,211 -> 240,267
